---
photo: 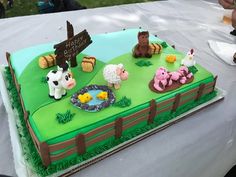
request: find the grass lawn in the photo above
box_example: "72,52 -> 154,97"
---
3,0 -> 157,18
4,0 -> 38,17
79,0 -> 156,8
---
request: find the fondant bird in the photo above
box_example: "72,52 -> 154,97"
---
166,55 -> 177,63
181,49 -> 196,67
97,91 -> 108,100
78,93 -> 93,103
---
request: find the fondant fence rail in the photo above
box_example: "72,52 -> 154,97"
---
5,52 -> 217,167
33,78 -> 218,166
45,77 -> 218,166
5,53 -> 46,165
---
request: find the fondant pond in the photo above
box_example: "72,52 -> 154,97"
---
71,85 -> 116,112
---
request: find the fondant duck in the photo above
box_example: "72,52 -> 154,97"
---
97,91 -> 108,100
166,55 -> 177,63
78,93 -> 93,103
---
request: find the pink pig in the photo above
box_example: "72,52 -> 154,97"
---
178,66 -> 193,78
169,71 -> 181,81
154,67 -> 172,91
178,66 -> 193,84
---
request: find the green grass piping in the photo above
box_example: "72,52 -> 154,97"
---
135,60 -> 153,67
161,41 -> 168,48
41,76 -> 48,84
113,96 -> 132,108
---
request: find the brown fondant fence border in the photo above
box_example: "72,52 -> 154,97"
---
41,77 -> 218,166
5,53 -> 49,165
5,52 -> 218,167
49,78 -> 216,166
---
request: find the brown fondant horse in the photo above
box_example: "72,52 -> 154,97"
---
133,31 -> 153,58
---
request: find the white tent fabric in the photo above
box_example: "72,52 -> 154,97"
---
1,0 -> 236,177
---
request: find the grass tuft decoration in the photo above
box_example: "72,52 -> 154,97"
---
113,96 -> 131,108
188,66 -> 198,75
135,60 -> 153,67
56,110 -> 75,124
41,76 -> 48,84
161,41 -> 168,48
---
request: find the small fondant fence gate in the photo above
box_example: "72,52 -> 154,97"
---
5,52 -> 217,167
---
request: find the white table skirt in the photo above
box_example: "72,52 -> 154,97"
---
1,0 -> 236,177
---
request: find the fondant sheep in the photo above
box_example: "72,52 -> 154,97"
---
47,64 -> 76,100
103,64 -> 129,89
154,67 -> 172,91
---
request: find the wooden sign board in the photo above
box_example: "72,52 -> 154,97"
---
54,29 -> 92,67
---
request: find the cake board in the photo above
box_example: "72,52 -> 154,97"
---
0,65 -> 226,177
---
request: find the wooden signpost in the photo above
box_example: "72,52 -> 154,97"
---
54,21 -> 92,67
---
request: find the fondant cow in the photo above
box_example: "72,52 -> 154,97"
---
46,64 -> 76,100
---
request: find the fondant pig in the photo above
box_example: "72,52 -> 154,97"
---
47,64 -> 76,100
178,66 -> 193,84
103,64 -> 129,89
154,67 -> 172,91
169,71 -> 181,81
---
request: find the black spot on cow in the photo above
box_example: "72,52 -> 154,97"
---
52,70 -> 57,74
65,75 -> 69,81
46,77 -> 49,81
53,81 -> 58,86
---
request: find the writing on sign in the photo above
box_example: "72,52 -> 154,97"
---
54,30 -> 92,66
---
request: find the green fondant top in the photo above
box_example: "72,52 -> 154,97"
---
10,29 -> 214,144
30,52 -> 213,143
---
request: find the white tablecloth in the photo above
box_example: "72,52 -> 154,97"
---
1,0 -> 236,176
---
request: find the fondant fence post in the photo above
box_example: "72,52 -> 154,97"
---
172,94 -> 181,112
67,21 -> 77,67
17,83 -> 21,93
195,83 -> 206,101
67,21 -> 74,39
39,142 -> 51,166
6,52 -> 30,122
76,134 -> 86,155
6,52 -> 18,91
115,118 -> 123,139
6,52 -> 11,69
23,109 -> 29,121
213,76 -> 218,90
148,99 -> 156,124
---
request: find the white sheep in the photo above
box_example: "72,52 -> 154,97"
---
103,64 -> 129,89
